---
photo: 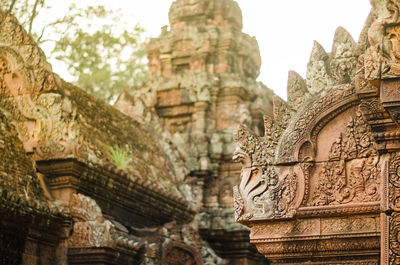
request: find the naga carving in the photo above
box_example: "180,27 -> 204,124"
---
232,151 -> 298,220
232,145 -> 278,221
233,121 -> 298,221
251,167 -> 279,218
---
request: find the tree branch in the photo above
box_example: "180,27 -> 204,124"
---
36,17 -> 70,43
28,0 -> 40,35
7,0 -> 18,13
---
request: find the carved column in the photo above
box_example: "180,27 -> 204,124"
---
382,152 -> 400,264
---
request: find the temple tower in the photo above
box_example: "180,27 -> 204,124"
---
115,0 -> 274,263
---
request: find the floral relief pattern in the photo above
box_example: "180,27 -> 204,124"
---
311,110 -> 380,206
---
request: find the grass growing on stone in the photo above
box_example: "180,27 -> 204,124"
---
107,145 -> 132,169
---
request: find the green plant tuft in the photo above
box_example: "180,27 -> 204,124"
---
164,180 -> 175,193
107,145 -> 132,169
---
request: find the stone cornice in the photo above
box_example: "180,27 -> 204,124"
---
37,158 -> 195,227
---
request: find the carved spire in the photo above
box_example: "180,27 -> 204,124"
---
169,0 -> 243,31
329,26 -> 357,85
306,41 -> 329,94
148,0 -> 260,79
287,70 -> 309,110
331,27 -> 356,59
309,40 -> 329,62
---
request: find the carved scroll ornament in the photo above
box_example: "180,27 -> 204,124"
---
389,152 -> 400,263
390,213 -> 400,264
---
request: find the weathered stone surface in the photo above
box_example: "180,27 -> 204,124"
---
306,41 -> 330,94
0,8 -> 182,199
0,110 -> 44,202
0,108 -> 69,265
0,6 -> 204,265
329,27 -> 357,85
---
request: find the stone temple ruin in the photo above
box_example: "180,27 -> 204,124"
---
1,0 -> 400,264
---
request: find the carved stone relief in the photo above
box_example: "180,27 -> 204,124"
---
390,152 -> 400,211
306,41 -> 330,94
300,162 -> 313,206
355,54 -> 378,95
274,169 -> 298,217
252,167 -> 279,218
311,157 -> 380,206
365,0 -> 400,81
68,194 -> 116,248
329,27 -> 357,85
277,83 -> 355,164
287,71 -> 310,112
388,152 -> 400,264
390,212 -> 400,264
69,220 -> 116,248
232,154 -> 299,221
0,48 -> 82,157
162,245 -> 201,265
233,96 -> 381,220
232,146 -> 280,221
233,116 -> 297,221
384,25 -> 400,78
311,109 -> 380,206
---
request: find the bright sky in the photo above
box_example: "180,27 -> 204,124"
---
48,0 -> 372,100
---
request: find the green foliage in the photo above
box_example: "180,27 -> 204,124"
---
1,0 -> 148,103
107,144 -> 132,169
23,175 -> 33,199
53,12 -> 147,102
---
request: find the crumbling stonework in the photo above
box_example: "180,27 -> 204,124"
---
0,4 -> 226,264
0,110 -> 69,265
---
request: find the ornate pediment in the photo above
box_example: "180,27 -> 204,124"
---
232,5 -> 392,262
